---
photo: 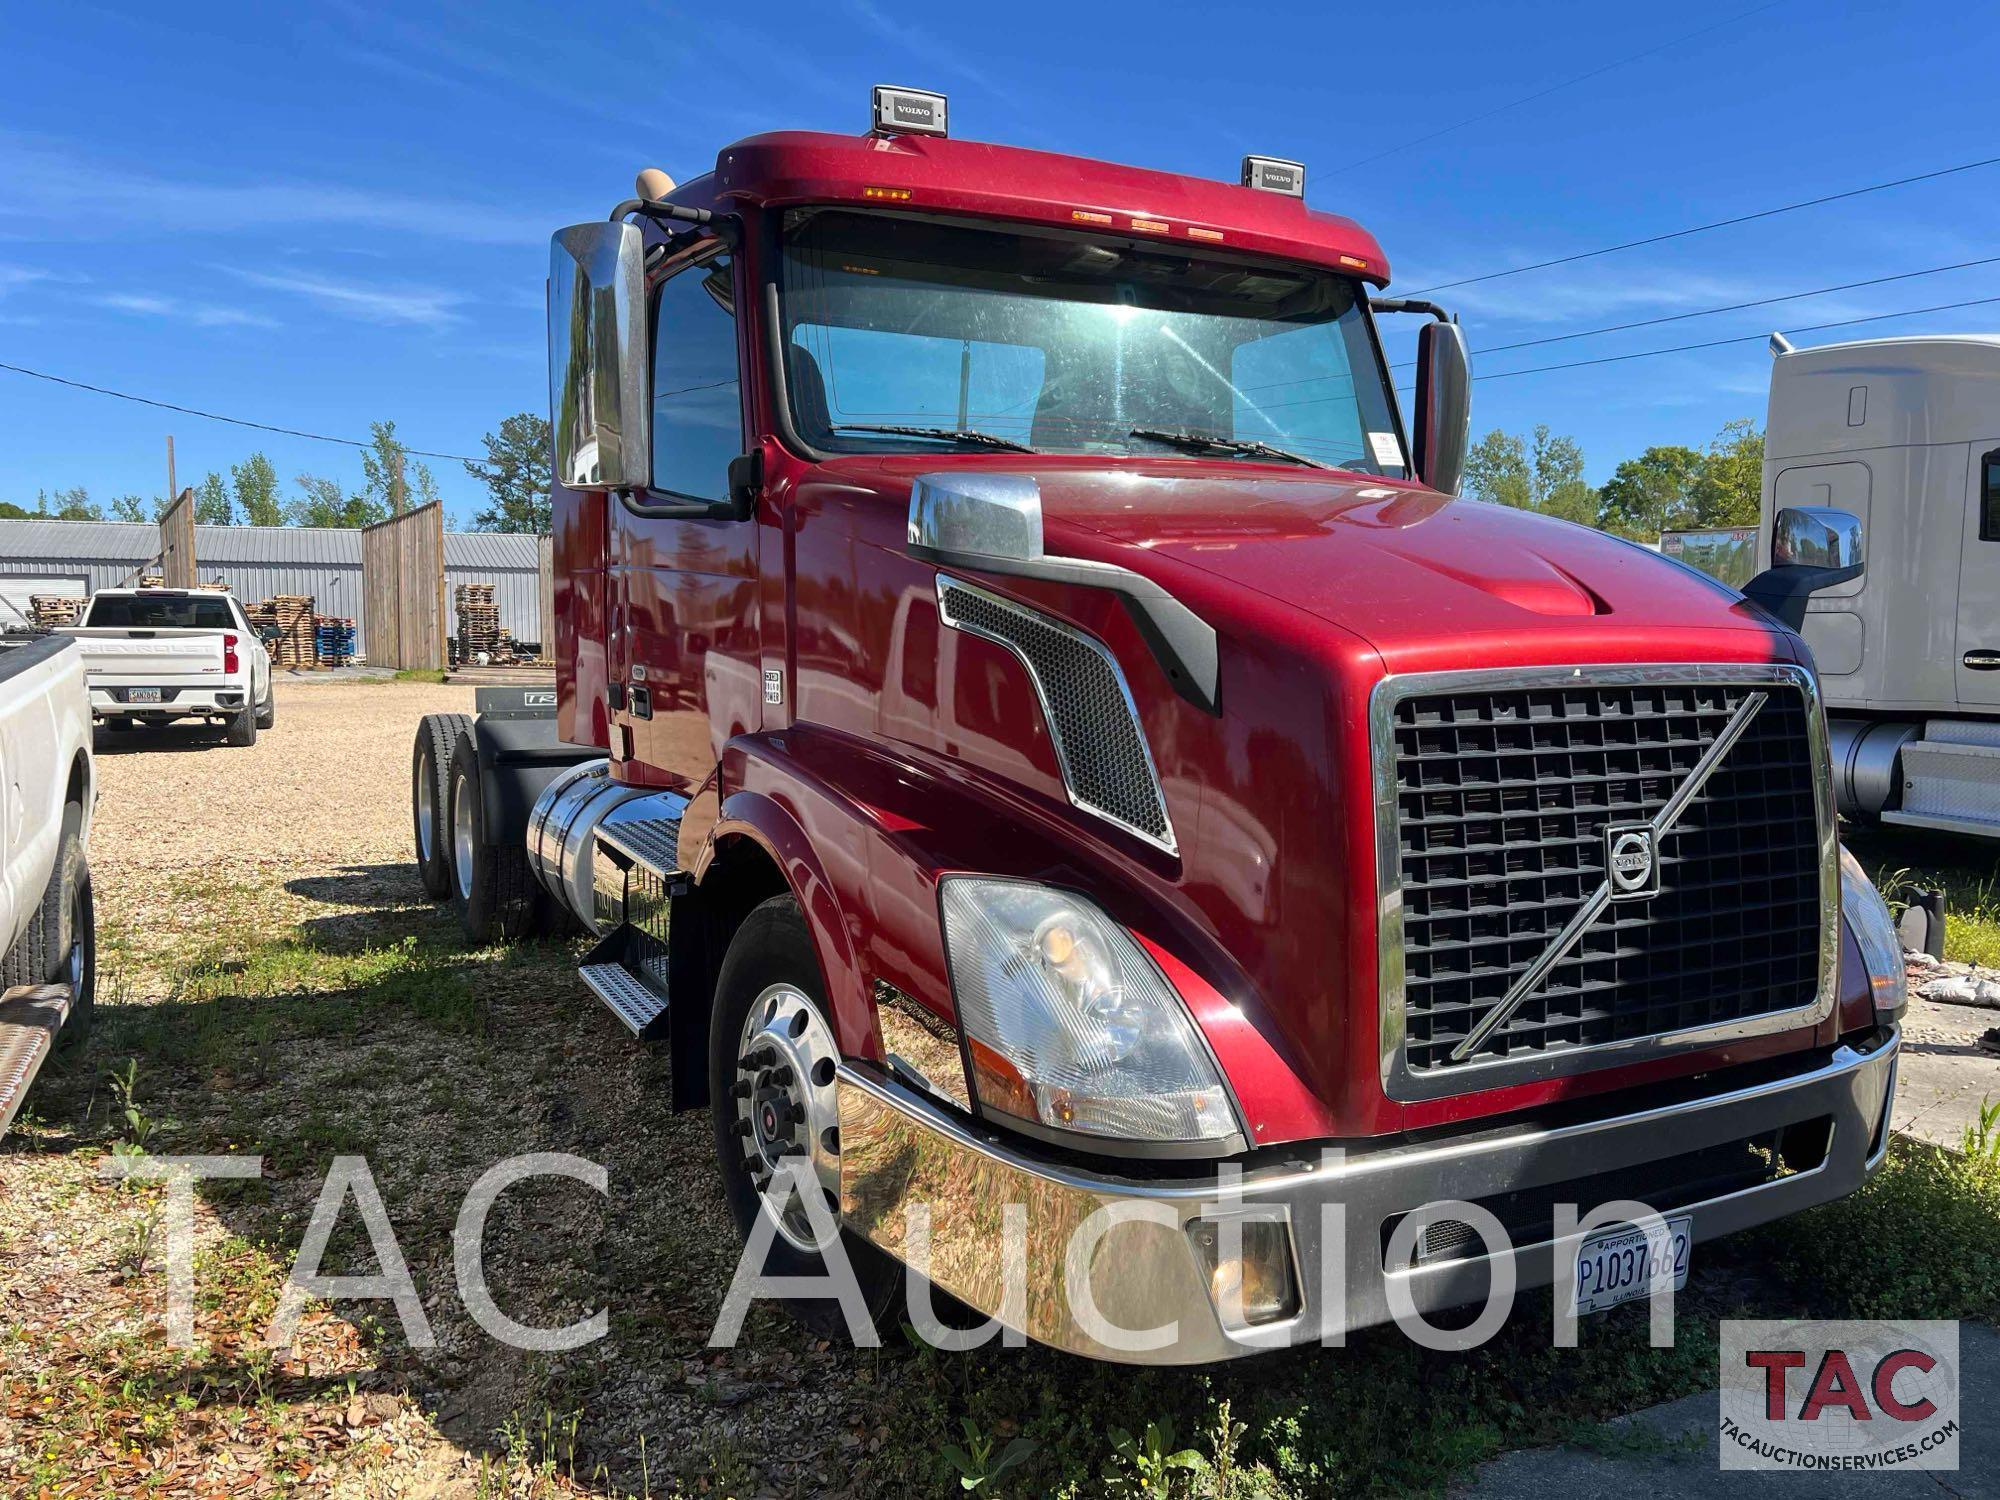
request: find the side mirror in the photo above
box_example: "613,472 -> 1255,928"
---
1413,320 -> 1471,496
548,221 -> 649,491
1741,506 -> 1864,630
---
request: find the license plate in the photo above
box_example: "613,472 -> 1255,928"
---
127,687 -> 162,704
1573,1215 -> 1692,1316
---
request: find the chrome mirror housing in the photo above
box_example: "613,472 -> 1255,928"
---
907,472 -> 1044,563
1772,506 -> 1863,571
1743,506 -> 1864,630
548,221 -> 649,491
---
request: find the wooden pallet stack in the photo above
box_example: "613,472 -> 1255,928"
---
454,582 -> 504,663
314,616 -> 357,667
247,594 -> 317,669
28,596 -> 84,628
138,573 -> 164,589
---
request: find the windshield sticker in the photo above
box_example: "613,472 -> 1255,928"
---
1368,431 -> 1404,469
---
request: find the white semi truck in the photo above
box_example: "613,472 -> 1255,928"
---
1762,333 -> 2000,839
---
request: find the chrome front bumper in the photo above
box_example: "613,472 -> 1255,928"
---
836,1028 -> 1900,1364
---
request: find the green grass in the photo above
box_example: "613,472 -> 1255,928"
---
1844,826 -> 2000,966
392,668 -> 450,684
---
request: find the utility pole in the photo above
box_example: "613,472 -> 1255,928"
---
390,448 -> 406,515
165,435 -> 176,511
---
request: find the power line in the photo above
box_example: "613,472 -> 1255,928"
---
1386,254 -> 2000,369
1402,154 -> 2000,296
0,361 -> 482,463
1391,292 -> 2000,392
1332,1 -> 1786,176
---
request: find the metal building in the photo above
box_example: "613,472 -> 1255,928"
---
0,519 -> 546,656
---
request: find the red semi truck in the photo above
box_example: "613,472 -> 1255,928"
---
411,89 -> 1907,1362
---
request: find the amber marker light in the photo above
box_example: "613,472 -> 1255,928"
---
1129,217 -> 1170,234
863,185 -> 913,201
1339,254 -> 1369,270
1070,209 -> 1114,225
1188,227 -> 1224,243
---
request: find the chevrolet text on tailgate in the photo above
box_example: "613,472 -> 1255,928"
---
411,90 -> 1908,1362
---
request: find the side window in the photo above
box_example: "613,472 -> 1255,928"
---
1983,449 -> 2000,542
650,254 -> 742,501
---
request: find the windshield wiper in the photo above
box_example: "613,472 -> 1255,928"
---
831,423 -> 1037,453
1128,427 -> 1330,469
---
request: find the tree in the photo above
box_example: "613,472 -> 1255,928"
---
1463,424 -> 1599,522
465,412 -> 552,533
0,502 -> 29,520
37,486 -> 101,521
195,471 -> 234,526
287,474 -> 385,529
1598,445 -> 1705,539
108,494 -> 156,523
1690,418 -> 1763,526
232,452 -> 282,527
1464,429 -> 1533,509
360,420 -> 436,517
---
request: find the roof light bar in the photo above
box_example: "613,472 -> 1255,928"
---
1242,155 -> 1306,198
872,85 -> 949,138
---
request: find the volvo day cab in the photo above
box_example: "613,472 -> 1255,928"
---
1762,334 -> 2000,840
64,588 -> 275,746
0,631 -> 96,1135
414,90 -> 1909,1362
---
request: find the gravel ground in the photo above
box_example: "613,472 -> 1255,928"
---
2,678 -> 915,1498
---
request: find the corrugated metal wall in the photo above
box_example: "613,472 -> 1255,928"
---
0,520 -> 546,656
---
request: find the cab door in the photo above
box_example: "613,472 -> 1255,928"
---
1957,445 -> 2000,707
609,240 -> 761,789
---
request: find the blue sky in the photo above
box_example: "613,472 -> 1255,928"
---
3,0 -> 1997,525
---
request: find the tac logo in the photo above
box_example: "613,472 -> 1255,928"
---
1719,1320 -> 1960,1471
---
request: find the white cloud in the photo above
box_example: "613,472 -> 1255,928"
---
223,267 -> 467,327
0,132 -> 549,247
94,292 -> 279,329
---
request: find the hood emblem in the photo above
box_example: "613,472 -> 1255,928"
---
1447,689 -> 1769,1064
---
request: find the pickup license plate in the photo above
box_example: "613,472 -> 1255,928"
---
1573,1215 -> 1692,1316
127,687 -> 162,704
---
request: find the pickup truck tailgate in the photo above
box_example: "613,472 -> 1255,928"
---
65,631 -> 223,679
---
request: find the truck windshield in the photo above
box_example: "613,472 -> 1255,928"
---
84,595 -> 237,629
778,209 -> 1407,475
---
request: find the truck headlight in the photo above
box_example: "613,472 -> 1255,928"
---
1839,845 -> 1907,1020
938,879 -> 1237,1144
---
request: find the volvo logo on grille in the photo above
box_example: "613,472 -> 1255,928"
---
1605,824 -> 1661,900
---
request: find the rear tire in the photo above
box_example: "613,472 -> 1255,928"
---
225,703 -> 257,747
3,804 -> 94,1048
412,713 -> 473,899
709,895 -> 900,1341
446,734 -> 539,944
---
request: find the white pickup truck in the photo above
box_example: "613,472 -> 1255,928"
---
0,631 -> 96,1135
62,588 -> 275,746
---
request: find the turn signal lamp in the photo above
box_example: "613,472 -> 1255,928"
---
1241,155 -> 1306,197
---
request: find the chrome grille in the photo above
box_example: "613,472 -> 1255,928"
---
1375,665 -> 1834,1098
937,576 -> 1175,851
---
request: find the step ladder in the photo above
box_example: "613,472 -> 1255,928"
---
0,984 -> 74,1137
576,791 -> 687,1039
1882,720 -> 2000,839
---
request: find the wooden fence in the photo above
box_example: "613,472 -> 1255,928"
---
361,503 -> 447,671
158,489 -> 196,588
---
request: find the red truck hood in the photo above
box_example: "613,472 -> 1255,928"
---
1026,464 -> 1783,673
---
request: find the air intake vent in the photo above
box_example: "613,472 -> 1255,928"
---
937,576 -> 1175,852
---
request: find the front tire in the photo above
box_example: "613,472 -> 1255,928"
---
3,804 -> 94,1048
708,895 -> 899,1339
445,734 -> 539,944
256,691 -> 276,730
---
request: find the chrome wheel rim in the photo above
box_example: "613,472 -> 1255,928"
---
64,883 -> 85,999
733,982 -> 843,1254
452,775 -> 475,897
416,754 -> 436,863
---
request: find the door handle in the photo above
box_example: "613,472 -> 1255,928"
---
1965,651 -> 2000,671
